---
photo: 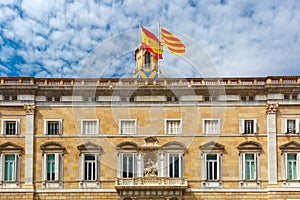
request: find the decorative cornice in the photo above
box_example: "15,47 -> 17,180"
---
266,103 -> 278,113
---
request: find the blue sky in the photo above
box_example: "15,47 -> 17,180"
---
0,0 -> 299,78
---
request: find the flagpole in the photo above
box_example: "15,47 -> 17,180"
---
138,21 -> 141,78
158,21 -> 161,78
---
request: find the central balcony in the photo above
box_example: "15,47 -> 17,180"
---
115,177 -> 188,198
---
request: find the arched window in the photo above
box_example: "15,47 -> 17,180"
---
144,52 -> 151,68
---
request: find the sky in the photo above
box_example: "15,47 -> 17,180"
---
0,0 -> 299,78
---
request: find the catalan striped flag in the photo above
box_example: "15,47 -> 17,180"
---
141,27 -> 163,59
161,27 -> 186,56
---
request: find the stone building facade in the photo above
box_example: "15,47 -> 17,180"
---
0,48 -> 300,199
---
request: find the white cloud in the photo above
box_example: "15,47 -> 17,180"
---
0,0 -> 299,78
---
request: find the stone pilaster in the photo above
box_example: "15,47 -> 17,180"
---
266,103 -> 278,184
23,104 -> 35,188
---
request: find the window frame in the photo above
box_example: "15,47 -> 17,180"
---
202,153 -> 222,182
239,153 -> 260,181
44,119 -> 63,135
281,152 -> 300,181
80,119 -> 99,135
1,119 -> 20,135
164,118 -> 182,135
119,119 -> 137,135
282,118 -> 300,134
202,118 -> 220,134
239,118 -> 258,134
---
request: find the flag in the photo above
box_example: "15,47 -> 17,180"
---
141,27 -> 163,59
161,27 -> 186,56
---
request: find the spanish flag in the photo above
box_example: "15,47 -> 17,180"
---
141,27 -> 163,59
161,27 -> 186,56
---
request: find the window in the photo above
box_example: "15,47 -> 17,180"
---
200,141 -> 224,187
166,96 -> 178,102
237,141 -> 262,187
165,119 -> 182,134
44,119 -> 62,135
84,155 -> 97,180
81,119 -> 99,135
119,119 -> 137,135
241,96 -> 254,101
287,154 -> 297,180
1,119 -> 20,135
144,52 -> 151,68
168,154 -> 183,178
206,154 -> 218,180
77,142 -> 102,188
282,119 -> 300,134
0,142 -> 22,187
41,142 -> 65,188
280,141 -> 300,184
203,119 -> 220,134
239,119 -> 258,134
3,95 -> 18,101
122,154 -> 134,178
203,96 -> 218,101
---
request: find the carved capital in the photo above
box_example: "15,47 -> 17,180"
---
266,103 -> 278,114
24,104 -> 36,114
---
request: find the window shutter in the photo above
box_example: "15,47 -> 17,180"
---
201,153 -> 206,180
80,154 -> 84,180
218,153 -> 222,181
44,120 -> 47,135
59,121 -> 62,135
0,154 -> 3,181
238,153 -> 242,181
16,120 -> 20,135
42,154 -> 47,181
282,119 -> 287,133
256,153 -> 260,181
242,153 -> 246,180
254,153 -> 257,180
54,154 -> 60,181
117,154 -> 121,178
281,153 -> 286,180
253,119 -> 258,134
239,119 -> 245,134
167,153 -> 170,177
296,119 -> 300,134
96,154 -> 100,180
180,154 -> 184,178
80,120 -> 84,135
297,153 -> 300,180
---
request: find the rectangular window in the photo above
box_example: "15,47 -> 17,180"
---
203,119 -> 220,134
4,155 -> 16,181
84,155 -> 96,181
287,154 -> 297,180
47,155 -> 55,181
119,120 -> 136,135
165,119 -> 182,134
44,119 -> 62,135
240,119 -> 257,134
206,154 -> 218,180
244,120 -> 254,134
287,120 -> 296,133
245,154 -> 255,180
81,120 -> 99,135
2,119 -> 20,135
122,154 -> 134,178
169,154 -> 180,178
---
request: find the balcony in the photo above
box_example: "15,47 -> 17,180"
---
115,177 -> 188,198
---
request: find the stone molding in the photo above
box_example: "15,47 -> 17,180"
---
24,104 -> 36,114
266,103 -> 278,113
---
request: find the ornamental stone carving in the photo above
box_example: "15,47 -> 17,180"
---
144,158 -> 158,177
266,103 -> 278,113
24,104 -> 36,114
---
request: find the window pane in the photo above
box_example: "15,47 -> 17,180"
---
205,120 -> 219,134
82,121 -> 97,135
122,155 -> 133,178
48,122 -> 60,135
85,155 -> 96,180
169,155 -> 180,178
287,120 -> 296,133
287,154 -> 297,180
244,120 -> 254,134
206,154 -> 217,180
5,121 -> 16,135
47,155 -> 55,181
121,121 -> 135,134
245,154 -> 255,180
4,155 -> 15,181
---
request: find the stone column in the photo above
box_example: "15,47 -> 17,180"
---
266,103 -> 278,184
23,104 -> 35,187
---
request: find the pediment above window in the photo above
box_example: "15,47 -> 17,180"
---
77,142 -> 103,153
40,142 -> 65,152
161,141 -> 186,152
237,141 -> 262,153
200,141 -> 225,153
0,142 -> 23,153
116,142 -> 139,151
280,141 -> 300,152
